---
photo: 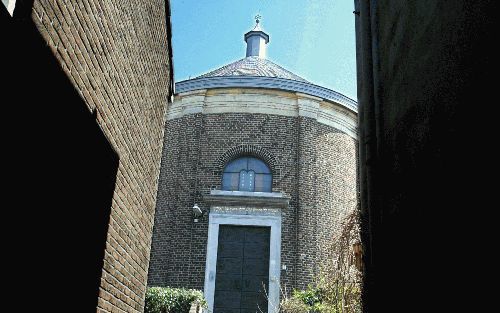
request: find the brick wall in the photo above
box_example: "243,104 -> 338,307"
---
148,89 -> 358,294
314,123 -> 358,274
28,1 -> 173,312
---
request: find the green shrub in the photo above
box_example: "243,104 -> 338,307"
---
292,286 -> 322,312
280,297 -> 310,313
145,287 -> 207,313
315,278 -> 361,313
280,280 -> 361,313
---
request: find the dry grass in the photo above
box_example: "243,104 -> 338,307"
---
279,209 -> 363,313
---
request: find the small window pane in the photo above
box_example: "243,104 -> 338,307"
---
224,158 -> 248,172
254,174 -> 272,192
239,170 -> 247,191
248,158 -> 271,174
248,170 -> 255,191
222,172 -> 239,191
239,170 -> 255,192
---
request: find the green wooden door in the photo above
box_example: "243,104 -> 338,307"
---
214,225 -> 270,313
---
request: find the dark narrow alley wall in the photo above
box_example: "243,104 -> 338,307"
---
355,1 -> 496,311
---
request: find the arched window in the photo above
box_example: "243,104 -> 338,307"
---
222,157 -> 272,192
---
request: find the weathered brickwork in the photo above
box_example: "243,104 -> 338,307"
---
29,1 -> 173,312
149,89 -> 358,294
295,119 -> 358,288
314,123 -> 359,272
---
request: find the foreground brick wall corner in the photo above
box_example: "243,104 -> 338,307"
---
30,1 -> 174,311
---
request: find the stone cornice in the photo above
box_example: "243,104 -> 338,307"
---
167,88 -> 358,139
175,76 -> 357,113
204,190 -> 290,208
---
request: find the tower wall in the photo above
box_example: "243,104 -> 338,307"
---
148,88 -> 358,293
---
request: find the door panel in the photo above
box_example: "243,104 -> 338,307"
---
214,291 -> 241,308
218,242 -> 244,258
243,243 -> 270,257
217,258 -> 243,274
215,274 -> 242,291
243,259 -> 269,275
242,275 -> 269,292
241,291 -> 268,308
214,225 -> 270,313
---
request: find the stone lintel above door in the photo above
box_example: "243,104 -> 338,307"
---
204,190 -> 290,209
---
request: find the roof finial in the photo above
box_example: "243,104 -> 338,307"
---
255,14 -> 261,25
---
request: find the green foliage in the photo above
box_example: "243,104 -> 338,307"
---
145,287 -> 208,313
283,209 -> 363,313
292,285 -> 321,307
281,280 -> 361,313
315,277 -> 361,313
280,297 -> 309,313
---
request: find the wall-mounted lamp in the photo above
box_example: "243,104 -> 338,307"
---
193,204 -> 205,222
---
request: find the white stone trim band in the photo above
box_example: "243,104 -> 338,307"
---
175,76 -> 357,113
168,88 -> 358,139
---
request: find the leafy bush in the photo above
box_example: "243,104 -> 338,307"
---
280,211 -> 362,313
145,287 -> 207,313
292,286 -> 323,312
280,297 -> 309,313
280,279 -> 361,313
315,277 -> 361,313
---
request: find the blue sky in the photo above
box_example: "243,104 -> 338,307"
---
170,0 -> 357,100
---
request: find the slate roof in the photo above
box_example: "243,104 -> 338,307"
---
198,56 -> 308,82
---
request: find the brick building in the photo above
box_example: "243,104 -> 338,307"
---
148,20 -> 359,313
2,1 -> 173,312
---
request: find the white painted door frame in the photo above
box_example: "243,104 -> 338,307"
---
204,212 -> 282,313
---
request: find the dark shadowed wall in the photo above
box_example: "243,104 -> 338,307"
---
355,1 -> 496,311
